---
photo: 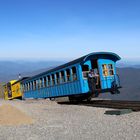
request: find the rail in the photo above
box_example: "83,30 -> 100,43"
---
58,100 -> 140,111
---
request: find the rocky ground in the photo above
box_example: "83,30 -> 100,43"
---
0,99 -> 140,140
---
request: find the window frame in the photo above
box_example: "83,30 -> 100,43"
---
102,64 -> 109,77
108,64 -> 114,76
72,66 -> 78,81
82,64 -> 90,79
66,69 -> 71,82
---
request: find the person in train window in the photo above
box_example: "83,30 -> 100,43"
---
88,69 -> 98,97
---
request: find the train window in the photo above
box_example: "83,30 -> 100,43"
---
38,80 -> 40,88
51,74 -> 55,86
82,65 -> 89,78
38,79 -> 41,89
26,83 -> 28,91
23,84 -> 26,92
102,64 -> 108,76
22,84 -> 25,92
56,72 -> 60,84
47,75 -> 51,86
32,82 -> 34,90
24,83 -> 26,91
72,67 -> 77,81
34,80 -> 36,90
7,84 -> 11,96
24,84 -> 26,92
28,82 -> 30,91
25,83 -> 27,91
23,84 -> 25,92
30,82 -> 32,90
108,64 -> 114,76
60,71 -> 65,83
31,81 -> 33,90
66,69 -> 71,82
43,77 -> 47,87
29,82 -> 31,90
40,78 -> 43,88
31,82 -> 33,90
28,83 -> 30,91
27,83 -> 29,91
36,80 -> 39,89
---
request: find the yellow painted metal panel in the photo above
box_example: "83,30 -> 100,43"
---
11,82 -> 22,99
4,80 -> 22,100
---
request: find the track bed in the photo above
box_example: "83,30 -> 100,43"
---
58,100 -> 140,111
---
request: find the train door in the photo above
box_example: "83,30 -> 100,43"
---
7,83 -> 12,98
98,59 -> 115,89
81,59 -> 101,93
91,59 -> 101,89
81,61 -> 91,92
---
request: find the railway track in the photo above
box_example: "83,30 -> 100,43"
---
58,100 -> 140,111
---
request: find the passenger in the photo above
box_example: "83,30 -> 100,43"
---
88,69 -> 96,92
88,69 -> 98,97
94,70 -> 99,88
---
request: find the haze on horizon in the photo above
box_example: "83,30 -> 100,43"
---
0,0 -> 140,61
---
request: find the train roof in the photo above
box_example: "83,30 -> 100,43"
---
8,80 -> 17,85
3,80 -> 17,86
22,52 -> 121,82
11,77 -> 29,85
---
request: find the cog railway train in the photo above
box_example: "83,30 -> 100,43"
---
4,52 -> 121,101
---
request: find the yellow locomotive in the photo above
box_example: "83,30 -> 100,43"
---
4,78 -> 28,100
4,80 -> 22,100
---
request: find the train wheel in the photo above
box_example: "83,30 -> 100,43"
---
50,98 -> 55,101
69,95 -> 90,102
68,96 -> 77,103
87,97 -> 92,102
110,89 -> 120,94
91,91 -> 99,98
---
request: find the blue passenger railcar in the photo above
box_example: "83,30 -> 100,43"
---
21,52 -> 121,101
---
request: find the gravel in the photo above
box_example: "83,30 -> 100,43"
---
0,99 -> 140,140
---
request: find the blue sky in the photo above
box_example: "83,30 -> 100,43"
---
0,0 -> 140,61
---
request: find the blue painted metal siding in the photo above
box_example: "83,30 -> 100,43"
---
23,80 -> 81,98
23,64 -> 83,99
79,61 -> 91,93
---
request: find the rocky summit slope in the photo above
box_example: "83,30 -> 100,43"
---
0,99 -> 140,140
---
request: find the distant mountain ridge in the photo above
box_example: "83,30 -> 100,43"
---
0,61 -> 64,82
0,60 -> 140,82
117,61 -> 140,68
